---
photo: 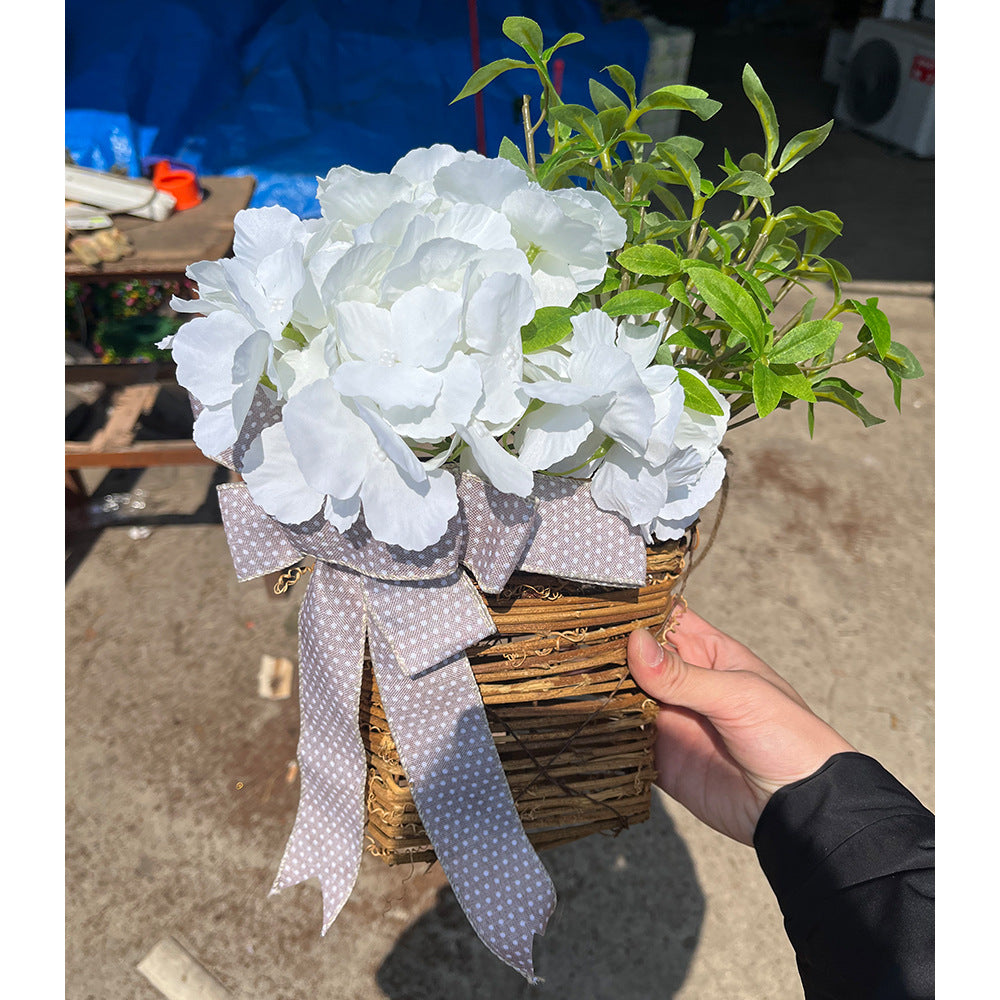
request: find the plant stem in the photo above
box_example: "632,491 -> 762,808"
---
522,96 -> 537,175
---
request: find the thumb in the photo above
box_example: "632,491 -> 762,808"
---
628,627 -> 759,721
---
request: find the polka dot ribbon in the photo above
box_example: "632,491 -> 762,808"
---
215,473 -> 646,982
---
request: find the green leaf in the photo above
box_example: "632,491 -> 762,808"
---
812,382 -> 885,427
502,16 -> 543,56
889,370 -> 903,412
847,297 -> 891,359
739,152 -> 768,176
731,265 -> 773,312
651,142 -> 701,197
618,129 -> 654,144
596,105 -> 629,140
602,288 -> 672,317
666,325 -> 715,355
520,306 -> 575,353
666,279 -> 694,310
659,135 -> 704,160
637,85 -> 720,120
769,319 -> 842,364
769,364 -> 816,401
882,341 -> 924,380
700,223 -> 733,265
777,121 -> 834,172
776,205 -> 843,237
616,243 -> 682,277
715,170 -> 775,198
549,103 -> 603,141
497,136 -> 531,175
686,263 -> 769,355
543,31 -> 585,60
589,77 -> 626,111
709,375 -> 750,396
452,58 -> 531,103
678,368 -> 725,415
742,64 -> 779,166
752,360 -> 783,417
604,64 -> 637,106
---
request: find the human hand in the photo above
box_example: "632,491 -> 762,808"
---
627,606 -> 855,846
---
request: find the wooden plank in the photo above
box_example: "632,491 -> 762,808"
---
86,383 -> 160,453
65,175 -> 256,279
65,361 -> 178,386
65,440 -> 215,469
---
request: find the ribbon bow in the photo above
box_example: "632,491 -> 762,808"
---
217,470 -> 646,981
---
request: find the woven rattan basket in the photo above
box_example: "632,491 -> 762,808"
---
360,533 -> 692,864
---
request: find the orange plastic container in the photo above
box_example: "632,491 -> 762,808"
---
151,160 -> 202,211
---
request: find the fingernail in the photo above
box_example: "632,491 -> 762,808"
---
633,628 -> 665,670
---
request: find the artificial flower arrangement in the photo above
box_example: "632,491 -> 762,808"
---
161,16 -> 921,983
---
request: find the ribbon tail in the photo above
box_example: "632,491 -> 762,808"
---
269,564 -> 369,934
367,618 -> 557,984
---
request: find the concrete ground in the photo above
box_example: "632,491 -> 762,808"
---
64,14 -> 934,1000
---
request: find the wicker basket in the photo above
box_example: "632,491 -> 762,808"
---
360,534 -> 691,864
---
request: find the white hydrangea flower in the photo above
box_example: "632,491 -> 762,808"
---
164,145 -> 645,552
515,310 -> 656,478
647,371 -> 730,541
164,206 -> 319,456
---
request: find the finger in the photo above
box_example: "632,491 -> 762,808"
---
667,608 -> 811,710
628,627 -> 776,722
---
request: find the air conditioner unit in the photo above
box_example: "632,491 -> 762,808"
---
834,18 -> 934,158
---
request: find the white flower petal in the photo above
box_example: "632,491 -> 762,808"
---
192,402 -> 241,456
617,319 -> 662,371
317,165 -> 412,233
282,380 -> 372,499
172,312 -> 258,406
324,494 -> 362,532
435,203 -> 515,251
389,285 -> 463,368
651,512 -> 700,541
334,360 -> 442,411
334,300 -> 394,362
352,403 -> 426,483
591,446 -> 670,526
514,406 -> 595,471
273,328 -> 336,399
474,353 -> 527,429
391,144 -> 465,186
361,463 -> 458,549
241,423 -> 327,524
381,237 -> 479,298
233,206 -> 307,268
659,447 -> 728,520
459,423 -> 534,496
320,243 -> 394,304
463,270 -> 534,355
433,154 -> 529,210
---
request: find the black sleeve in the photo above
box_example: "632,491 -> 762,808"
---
752,752 -> 934,1000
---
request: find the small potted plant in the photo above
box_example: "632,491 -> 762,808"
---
161,14 -> 922,983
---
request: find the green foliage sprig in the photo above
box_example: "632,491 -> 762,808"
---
454,15 -> 923,432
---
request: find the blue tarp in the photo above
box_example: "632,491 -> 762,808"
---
66,1 -> 650,218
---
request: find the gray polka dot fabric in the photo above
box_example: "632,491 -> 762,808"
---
518,475 -> 647,586
369,616 -> 557,980
215,473 -> 646,982
270,564 -> 369,932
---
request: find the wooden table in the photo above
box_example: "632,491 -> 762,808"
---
66,175 -> 256,495
65,174 -> 257,281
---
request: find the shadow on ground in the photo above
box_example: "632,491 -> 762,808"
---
377,793 -> 704,1000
